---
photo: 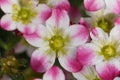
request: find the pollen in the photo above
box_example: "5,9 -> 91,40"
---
101,45 -> 116,60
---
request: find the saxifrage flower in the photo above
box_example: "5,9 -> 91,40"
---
24,9 -> 89,73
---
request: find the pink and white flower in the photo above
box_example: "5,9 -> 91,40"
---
0,0 -> 51,34
84,0 -> 120,14
24,9 -> 89,73
77,26 -> 120,73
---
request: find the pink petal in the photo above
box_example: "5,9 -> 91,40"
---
17,23 -> 37,34
46,9 -> 69,30
43,66 -> 65,80
65,24 -> 89,47
114,17 -> 120,26
0,14 -> 16,31
52,0 -> 70,11
105,0 -> 120,14
77,43 -> 102,66
110,25 -> 120,41
0,0 -> 18,13
30,48 -> 56,73
84,0 -> 105,11
58,47 -> 83,72
96,62 -> 119,80
24,25 -> 48,47
33,4 -> 52,24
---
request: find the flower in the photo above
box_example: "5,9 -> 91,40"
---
0,0 -> 51,34
77,26 -> 120,77
24,9 -> 89,73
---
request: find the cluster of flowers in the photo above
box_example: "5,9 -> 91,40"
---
1,0 -> 120,80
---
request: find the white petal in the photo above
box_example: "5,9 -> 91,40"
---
32,4 -> 52,24
0,14 -> 16,31
1,0 -> 19,13
58,47 -> 82,72
90,27 -> 109,45
65,24 -> 89,47
23,25 -> 49,47
110,26 -> 120,42
46,9 -> 69,31
43,66 -> 65,80
30,48 -> 56,73
73,66 -> 99,80
105,0 -> 120,14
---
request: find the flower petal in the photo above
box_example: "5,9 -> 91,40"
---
96,62 -> 119,80
77,43 -> 102,66
110,25 -> 120,41
30,48 -> 56,73
65,24 -> 89,47
32,4 -> 52,24
0,14 -> 16,31
46,9 -> 69,30
105,0 -> 120,14
43,66 -> 65,80
114,17 -> 120,26
90,27 -> 109,45
84,0 -> 105,11
24,25 -> 48,47
17,23 -> 37,34
114,77 -> 120,80
0,0 -> 18,13
58,47 -> 83,72
48,0 -> 70,11
73,66 -> 99,80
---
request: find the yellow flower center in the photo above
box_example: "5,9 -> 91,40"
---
94,13 -> 115,33
47,28 -> 70,56
101,45 -> 116,60
49,35 -> 64,51
12,4 -> 37,24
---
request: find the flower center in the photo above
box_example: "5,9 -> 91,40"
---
12,4 -> 37,24
95,14 -> 115,33
49,35 -> 64,52
101,45 -> 116,60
